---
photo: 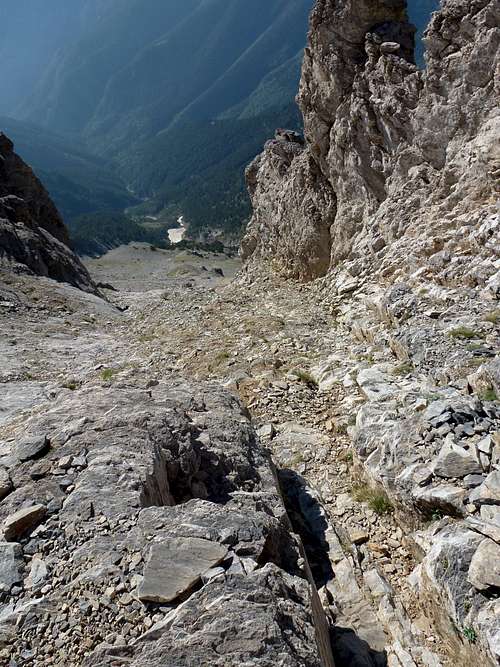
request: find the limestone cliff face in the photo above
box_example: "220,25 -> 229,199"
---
242,1 -> 500,663
0,133 -> 95,292
242,0 -> 499,280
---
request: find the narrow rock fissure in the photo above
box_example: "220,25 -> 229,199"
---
277,468 -> 389,667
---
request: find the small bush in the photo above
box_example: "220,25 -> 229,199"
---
62,382 -> 78,391
352,484 -> 393,515
392,362 -> 414,376
295,369 -> 318,388
449,326 -> 480,340
462,627 -> 477,643
479,388 -> 498,402
101,368 -> 118,382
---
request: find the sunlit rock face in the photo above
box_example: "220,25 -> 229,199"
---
242,0 -> 499,282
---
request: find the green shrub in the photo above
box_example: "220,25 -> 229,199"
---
101,368 -> 118,382
479,388 -> 498,402
462,627 -> 477,643
295,369 -> 318,388
352,485 -> 393,515
449,326 -> 480,340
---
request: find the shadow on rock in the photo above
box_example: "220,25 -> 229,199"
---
331,626 -> 388,667
278,468 -> 334,587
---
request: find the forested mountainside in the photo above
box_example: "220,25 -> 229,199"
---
1,0 -> 439,241
0,117 -> 135,222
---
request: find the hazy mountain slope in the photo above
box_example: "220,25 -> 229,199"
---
0,0 -> 121,117
19,0 -> 311,151
1,0 -> 439,239
408,0 -> 440,64
0,117 -> 136,221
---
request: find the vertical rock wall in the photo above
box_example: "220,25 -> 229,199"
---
242,0 -> 499,279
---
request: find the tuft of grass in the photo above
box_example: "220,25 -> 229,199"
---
295,369 -> 318,388
289,452 -> 304,467
215,351 -> 230,363
351,484 -> 393,515
462,627 -> 477,643
431,509 -> 444,522
483,309 -> 500,325
479,388 -> 498,402
62,382 -> 78,391
392,362 -> 414,376
101,368 -> 118,382
138,333 -> 156,343
449,326 -> 481,340
357,353 -> 375,365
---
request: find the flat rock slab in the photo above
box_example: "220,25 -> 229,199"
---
138,537 -> 228,603
14,435 -> 50,462
3,504 -> 47,541
432,441 -> 482,479
0,542 -> 23,589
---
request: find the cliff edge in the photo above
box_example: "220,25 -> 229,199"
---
0,133 -> 95,292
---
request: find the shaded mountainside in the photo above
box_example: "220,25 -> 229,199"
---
242,0 -> 499,663
1,0 -> 439,238
0,133 -> 95,291
0,117 -> 136,222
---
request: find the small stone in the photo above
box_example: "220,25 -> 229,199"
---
4,504 -> 47,541
414,485 -> 466,516
72,455 -> 87,468
349,529 -> 369,545
201,566 -> 225,584
470,470 -> 500,506
467,538 -> 500,590
380,41 -> 401,54
25,557 -> 48,589
30,461 -> 51,480
257,423 -> 276,439
57,456 -> 73,470
0,469 -> 12,500
432,440 -> 482,478
364,569 -> 394,598
14,436 -> 50,462
464,474 -> 486,489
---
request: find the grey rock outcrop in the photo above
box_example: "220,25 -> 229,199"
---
0,133 -> 95,292
1,380 -> 334,666
242,0 -> 499,280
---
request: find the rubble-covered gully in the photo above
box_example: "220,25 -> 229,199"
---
2,259 -> 498,667
1,0 -> 499,662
